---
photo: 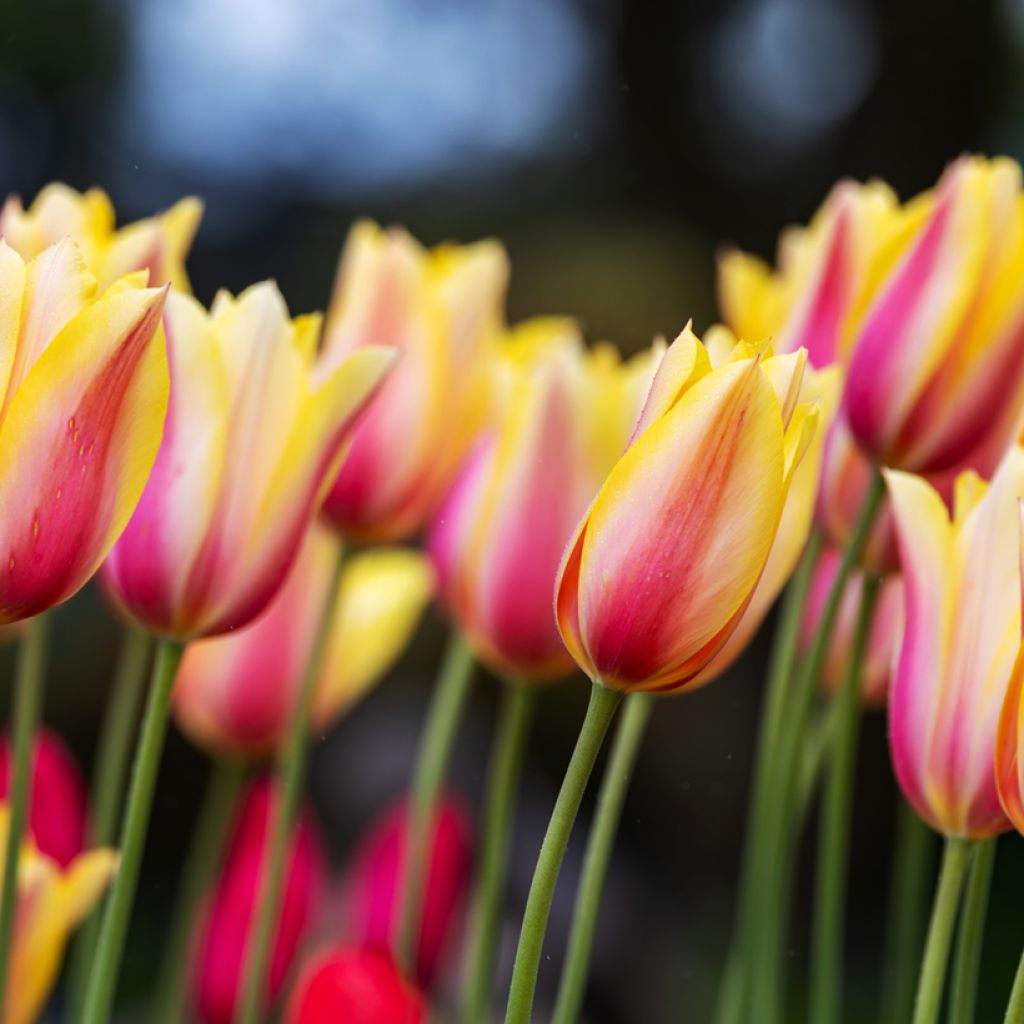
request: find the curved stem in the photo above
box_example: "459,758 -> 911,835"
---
66,625 -> 152,1016
461,681 -> 537,1024
236,549 -> 346,1024
1003,944 -> 1024,1024
395,631 -> 475,975
912,837 -> 973,1024
80,639 -> 185,1024
552,693 -> 653,1024
504,682 -> 622,1024
948,838 -> 996,1024
0,613 -> 48,1012
152,756 -> 247,1024
809,574 -> 880,1024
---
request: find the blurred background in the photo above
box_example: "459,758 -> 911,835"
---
1,0 -> 1021,1020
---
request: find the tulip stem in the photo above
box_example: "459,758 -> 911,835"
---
152,755 -> 247,1024
912,836 -> 973,1024
80,638 -> 185,1024
395,630 -> 475,975
809,573 -> 880,1024
504,681 -> 622,1024
881,799 -> 935,1024
1003,943 -> 1024,1024
0,612 -> 49,1013
66,625 -> 153,1016
948,838 -> 996,1024
551,692 -> 653,1024
461,680 -> 537,1024
750,471 -> 886,1024
237,547 -> 346,1024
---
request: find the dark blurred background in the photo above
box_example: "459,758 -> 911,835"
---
2,0 -> 1022,1020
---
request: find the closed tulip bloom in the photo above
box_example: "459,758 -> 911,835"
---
192,778 -> 327,1024
320,221 -> 508,542
0,240 -> 169,622
103,284 -> 395,638
555,324 -> 818,693
173,522 -> 433,758
344,796 -> 471,988
799,549 -> 904,708
286,948 -> 428,1024
996,504 -> 1024,833
0,183 -> 202,292
886,445 -> 1024,838
0,806 -> 117,1024
0,729 -> 87,868
845,156 -> 1024,474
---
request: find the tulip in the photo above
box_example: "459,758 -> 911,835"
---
0,239 -> 169,622
319,221 -> 508,542
191,778 -> 327,1024
554,324 -> 818,694
0,729 -> 86,868
173,522 -> 433,758
286,947 -> 428,1024
845,156 -> 1024,474
886,445 -> 1024,839
344,795 -> 471,988
0,805 -> 117,1024
0,183 -> 202,292
103,283 -> 395,639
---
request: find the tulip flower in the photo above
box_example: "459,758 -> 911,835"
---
799,549 -> 904,708
103,283 -> 395,639
0,729 -> 86,868
845,156 -> 1024,474
886,445 -> 1024,839
344,795 -> 471,988
995,505 -> 1024,835
173,522 -> 433,758
555,324 -> 819,694
428,320 -> 653,680
0,805 -> 117,1024
319,221 -> 508,542
191,778 -> 327,1024
0,183 -> 202,292
286,947 -> 427,1024
0,239 -> 169,623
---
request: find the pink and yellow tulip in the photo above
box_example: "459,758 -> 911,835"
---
173,523 -> 433,758
995,505 -> 1024,834
886,445 -> 1024,838
0,184 -> 202,292
319,221 -> 508,542
103,284 -> 395,639
0,240 -> 169,623
555,324 -> 818,693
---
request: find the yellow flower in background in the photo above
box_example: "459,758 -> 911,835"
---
0,183 -> 202,293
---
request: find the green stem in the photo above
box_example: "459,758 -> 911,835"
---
461,681 -> 537,1024
0,613 -> 49,1013
882,800 -> 935,1024
504,682 -> 622,1024
751,471 -> 886,1024
948,838 -> 996,1024
66,625 -> 152,1016
809,574 -> 880,1024
152,757 -> 247,1024
236,548 -> 346,1024
395,631 -> 475,975
552,693 -> 653,1024
912,837 -> 974,1024
80,639 -> 185,1024
1004,944 -> 1024,1024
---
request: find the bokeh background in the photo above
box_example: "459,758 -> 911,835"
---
2,0 -> 1021,1020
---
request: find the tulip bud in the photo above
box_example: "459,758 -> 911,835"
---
0,728 -> 87,867
286,948 -> 428,1024
103,284 -> 395,638
343,796 -> 471,987
887,445 -> 1024,838
996,505 -> 1024,835
555,324 -> 818,693
191,778 -> 327,1024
